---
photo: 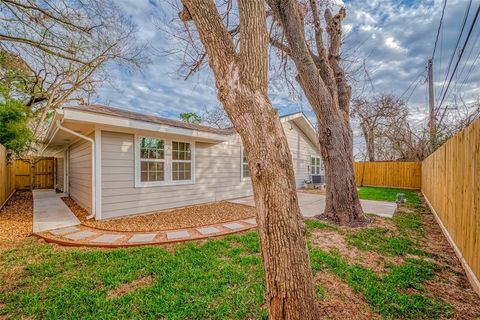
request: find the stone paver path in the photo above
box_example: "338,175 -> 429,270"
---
33,189 -> 80,232
229,191 -> 397,218
35,217 -> 258,248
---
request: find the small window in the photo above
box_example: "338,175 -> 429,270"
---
311,156 -> 321,175
172,141 -> 192,181
242,150 -> 250,179
140,138 -> 165,182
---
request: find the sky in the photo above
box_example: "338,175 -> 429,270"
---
95,0 -> 480,138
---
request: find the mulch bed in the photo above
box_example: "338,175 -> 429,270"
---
62,197 -> 257,232
0,191 -> 33,248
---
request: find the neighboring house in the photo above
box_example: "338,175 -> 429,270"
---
43,105 -> 323,220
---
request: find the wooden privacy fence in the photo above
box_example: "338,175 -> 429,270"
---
14,158 -> 55,190
422,119 -> 480,295
354,161 -> 422,189
0,144 -> 15,209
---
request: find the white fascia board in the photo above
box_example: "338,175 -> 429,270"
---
63,109 -> 229,143
282,113 -> 319,147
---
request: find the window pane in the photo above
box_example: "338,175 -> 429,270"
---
140,160 -> 164,182
172,162 -> 191,181
243,164 -> 250,178
173,141 -> 191,161
140,138 -> 164,160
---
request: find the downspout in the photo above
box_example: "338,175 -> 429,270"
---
55,120 -> 96,219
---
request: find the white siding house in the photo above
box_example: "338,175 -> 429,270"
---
43,105 -> 323,220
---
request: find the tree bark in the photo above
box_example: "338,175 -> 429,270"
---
179,0 -> 320,318
267,0 -> 370,226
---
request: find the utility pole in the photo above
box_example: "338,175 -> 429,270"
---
428,59 -> 436,149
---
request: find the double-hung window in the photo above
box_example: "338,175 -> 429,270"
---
140,138 -> 165,183
241,149 -> 250,179
311,156 -> 322,175
172,141 -> 192,181
136,136 -> 194,187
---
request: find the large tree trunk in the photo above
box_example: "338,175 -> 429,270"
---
319,115 -> 367,225
267,0 -> 370,226
179,0 -> 320,318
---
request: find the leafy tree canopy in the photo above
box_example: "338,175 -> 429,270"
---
179,112 -> 202,124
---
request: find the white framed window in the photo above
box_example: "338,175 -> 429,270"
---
139,137 -> 165,183
241,148 -> 250,180
172,141 -> 192,181
135,136 -> 194,187
311,156 -> 322,175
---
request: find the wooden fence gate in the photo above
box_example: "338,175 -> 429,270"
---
15,158 -> 55,190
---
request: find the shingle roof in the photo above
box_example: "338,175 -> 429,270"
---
64,104 -> 236,135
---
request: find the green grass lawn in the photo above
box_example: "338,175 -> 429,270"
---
0,187 -> 460,319
358,186 -> 421,205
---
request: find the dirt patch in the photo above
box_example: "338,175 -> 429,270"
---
419,207 -> 480,319
63,197 -> 256,232
107,275 -> 155,299
311,229 -> 401,273
0,192 -> 33,249
316,271 -> 381,319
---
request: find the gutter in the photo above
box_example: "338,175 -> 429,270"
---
55,120 -> 96,219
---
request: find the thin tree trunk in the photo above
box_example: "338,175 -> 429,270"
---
179,0 -> 320,318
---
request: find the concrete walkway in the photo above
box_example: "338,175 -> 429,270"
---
33,189 -> 80,232
35,216 -> 257,248
229,192 -> 397,218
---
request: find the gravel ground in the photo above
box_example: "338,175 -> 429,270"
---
0,191 -> 33,248
62,197 -> 257,232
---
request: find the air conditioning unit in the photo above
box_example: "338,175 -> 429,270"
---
311,175 -> 325,185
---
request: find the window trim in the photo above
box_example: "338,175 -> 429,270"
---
241,147 -> 251,181
135,135 -> 195,188
310,155 -> 322,176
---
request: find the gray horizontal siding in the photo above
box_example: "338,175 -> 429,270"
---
100,131 -> 252,219
56,156 -> 64,192
69,136 -> 92,212
283,121 -> 322,187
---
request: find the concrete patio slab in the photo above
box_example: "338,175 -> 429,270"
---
223,222 -> 244,230
166,230 -> 190,240
229,192 -> 397,218
33,189 -> 80,232
197,226 -> 220,235
63,230 -> 97,241
244,218 -> 257,225
128,233 -> 158,243
91,234 -> 125,243
49,226 -> 80,236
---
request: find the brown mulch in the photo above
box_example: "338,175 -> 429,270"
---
107,275 -> 155,299
62,197 -> 257,232
316,271 -> 381,319
0,191 -> 33,248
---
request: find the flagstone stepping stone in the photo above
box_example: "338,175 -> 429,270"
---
63,230 -> 97,240
197,226 -> 220,235
49,226 -> 80,236
166,230 -> 190,240
244,218 -> 257,225
91,234 -> 125,243
223,222 -> 244,230
128,233 -> 157,243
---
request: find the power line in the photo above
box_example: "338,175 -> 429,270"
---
432,0 -> 448,59
435,0 -> 472,105
436,2 -> 480,111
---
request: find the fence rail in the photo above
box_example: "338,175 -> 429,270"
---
422,119 -> 480,295
354,161 -> 422,189
0,144 -> 15,209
